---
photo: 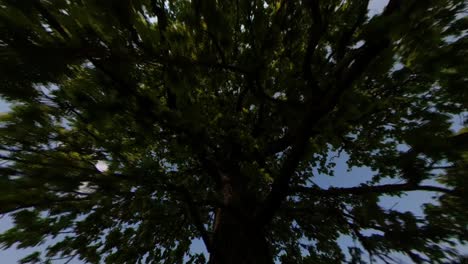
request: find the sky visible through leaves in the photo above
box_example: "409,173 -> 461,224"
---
0,0 -> 466,263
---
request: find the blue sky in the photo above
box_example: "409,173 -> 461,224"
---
1,0 -> 466,263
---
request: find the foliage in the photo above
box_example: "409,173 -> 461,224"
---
0,0 -> 467,263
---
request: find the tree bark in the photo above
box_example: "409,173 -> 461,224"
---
208,173 -> 273,264
209,208 -> 273,264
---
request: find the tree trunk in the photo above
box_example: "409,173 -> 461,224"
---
209,208 -> 273,264
208,173 -> 273,264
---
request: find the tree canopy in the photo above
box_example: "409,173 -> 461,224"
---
0,0 -> 467,263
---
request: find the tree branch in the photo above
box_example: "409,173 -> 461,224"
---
0,196 -> 89,215
256,47 -> 383,225
33,1 -> 70,40
175,185 -> 213,254
256,0 -> 411,226
303,0 -> 325,86
333,0 -> 369,60
292,183 -> 456,196
146,56 -> 250,75
0,153 -> 96,173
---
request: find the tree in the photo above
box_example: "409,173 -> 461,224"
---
0,0 -> 467,263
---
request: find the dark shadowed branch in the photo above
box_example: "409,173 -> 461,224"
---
291,183 -> 456,197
